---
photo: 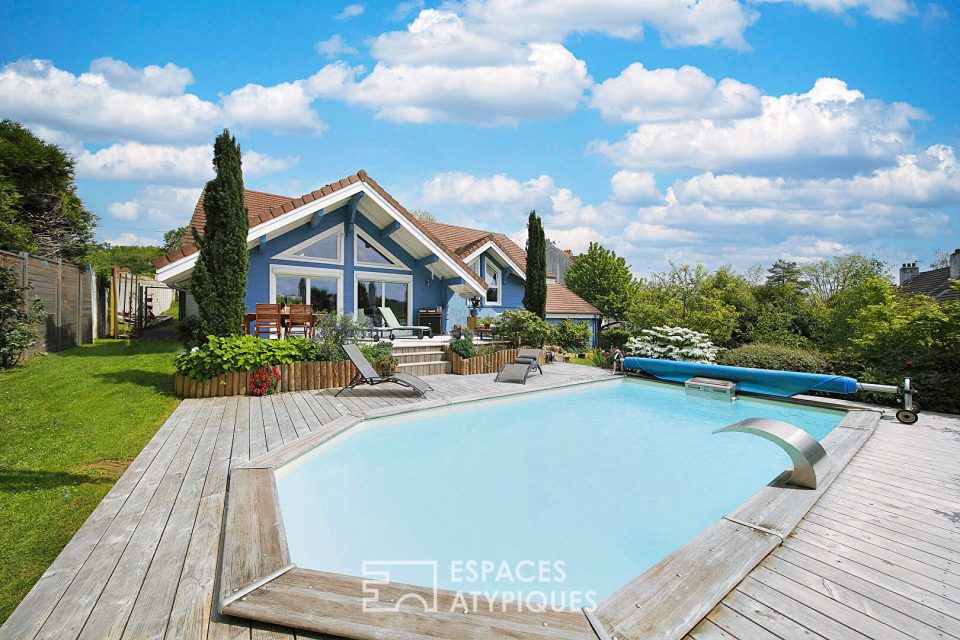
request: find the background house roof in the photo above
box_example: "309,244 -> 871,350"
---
903,267 -> 960,302
546,283 -> 600,315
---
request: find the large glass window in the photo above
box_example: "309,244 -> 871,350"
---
356,237 -> 394,266
485,259 -> 501,304
291,233 -> 339,261
357,279 -> 409,326
275,274 -> 338,312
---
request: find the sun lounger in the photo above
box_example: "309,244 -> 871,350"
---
515,348 -> 544,375
495,363 -> 533,384
373,306 -> 433,340
337,344 -> 433,397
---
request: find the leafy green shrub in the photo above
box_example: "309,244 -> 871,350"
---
176,315 -> 201,347
314,311 -> 368,361
0,265 -> 44,367
552,319 -> 591,352
176,335 -> 321,380
449,334 -> 476,358
359,341 -> 397,375
497,308 -> 553,347
625,326 -> 718,363
718,342 -> 827,373
598,327 -> 632,351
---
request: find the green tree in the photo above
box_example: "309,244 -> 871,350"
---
801,254 -> 887,303
565,242 -> 637,327
162,225 -> 188,253
191,130 -> 249,338
766,259 -> 808,291
410,209 -> 437,222
0,264 -> 45,367
522,210 -> 547,318
0,120 -> 97,260
89,244 -> 164,277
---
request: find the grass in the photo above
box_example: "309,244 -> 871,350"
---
0,339 -> 181,623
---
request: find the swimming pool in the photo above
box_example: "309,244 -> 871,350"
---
274,378 -> 843,604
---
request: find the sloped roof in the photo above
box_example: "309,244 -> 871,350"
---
153,171 -> 597,315
903,267 -> 960,302
546,283 -> 600,315
153,171 -> 485,290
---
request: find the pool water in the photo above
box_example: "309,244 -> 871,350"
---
276,379 -> 842,602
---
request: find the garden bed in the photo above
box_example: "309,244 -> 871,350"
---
174,360 -> 358,398
446,346 -> 545,375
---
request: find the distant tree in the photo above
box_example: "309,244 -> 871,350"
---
162,225 -> 188,253
766,259 -> 808,291
565,242 -> 636,328
801,254 -> 888,303
191,130 -> 249,338
89,244 -> 164,277
410,209 -> 437,222
522,210 -> 547,319
930,249 -> 950,269
0,120 -> 97,260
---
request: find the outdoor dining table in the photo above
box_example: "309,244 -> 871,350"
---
243,310 -> 291,335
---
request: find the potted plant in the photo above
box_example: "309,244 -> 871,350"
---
480,315 -> 496,330
451,324 -> 463,339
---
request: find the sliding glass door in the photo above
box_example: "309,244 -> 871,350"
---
357,277 -> 409,326
273,272 -> 339,313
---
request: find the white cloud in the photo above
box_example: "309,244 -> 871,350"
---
392,0 -> 425,20
452,0 -> 758,50
591,63 -> 761,123
0,59 -> 221,143
319,42 -> 591,124
591,78 -> 925,174
421,172 -> 556,206
755,0 -> 915,21
610,170 -> 662,204
336,3 -> 364,19
77,142 -> 297,185
315,34 -> 358,58
107,186 -> 202,223
105,232 -> 159,247
222,79 -> 327,135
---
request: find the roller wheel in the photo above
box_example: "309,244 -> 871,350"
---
896,409 -> 919,425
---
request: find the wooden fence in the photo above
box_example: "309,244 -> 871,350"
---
446,347 -> 545,375
175,360 -> 359,398
0,250 -> 94,358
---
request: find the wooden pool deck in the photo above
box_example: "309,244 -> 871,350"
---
2,364 -> 958,640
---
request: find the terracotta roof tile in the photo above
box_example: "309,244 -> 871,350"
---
546,283 -> 600,315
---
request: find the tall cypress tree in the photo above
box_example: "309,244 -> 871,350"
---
523,210 -> 547,319
191,130 -> 249,338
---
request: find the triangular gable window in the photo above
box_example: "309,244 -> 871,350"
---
354,229 -> 408,270
274,225 -> 343,264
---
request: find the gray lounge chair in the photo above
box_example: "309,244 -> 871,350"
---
337,344 -> 433,397
495,363 -> 533,384
515,348 -> 544,375
374,306 -> 433,340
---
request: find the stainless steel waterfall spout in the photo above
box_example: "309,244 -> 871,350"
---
714,418 -> 827,489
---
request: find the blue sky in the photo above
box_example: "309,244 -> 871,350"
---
1,0 -> 957,276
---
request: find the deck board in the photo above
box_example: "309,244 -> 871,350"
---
4,364 -> 959,640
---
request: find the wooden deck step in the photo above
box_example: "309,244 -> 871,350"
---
397,360 -> 452,375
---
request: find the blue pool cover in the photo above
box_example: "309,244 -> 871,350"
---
623,357 -> 859,397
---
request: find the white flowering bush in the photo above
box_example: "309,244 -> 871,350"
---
625,326 -> 719,363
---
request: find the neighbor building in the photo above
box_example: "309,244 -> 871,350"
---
154,170 -> 601,342
899,248 -> 960,303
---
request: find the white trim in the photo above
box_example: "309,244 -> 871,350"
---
354,228 -> 409,271
353,270 -> 414,326
156,180 -> 486,297
463,241 -> 525,280
484,258 -> 502,307
272,224 -> 344,265
268,264 -> 343,313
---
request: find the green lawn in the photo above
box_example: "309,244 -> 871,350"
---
0,339 -> 182,623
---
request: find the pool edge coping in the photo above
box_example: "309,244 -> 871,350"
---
217,375 -> 879,640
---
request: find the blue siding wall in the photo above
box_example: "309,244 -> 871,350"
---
244,203 -> 447,320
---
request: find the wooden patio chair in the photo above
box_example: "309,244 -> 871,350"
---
285,304 -> 315,339
254,303 -> 282,340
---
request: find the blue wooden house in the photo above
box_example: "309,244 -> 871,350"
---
154,170 -> 600,342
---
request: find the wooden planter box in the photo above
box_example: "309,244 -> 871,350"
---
174,360 -> 359,398
446,347 -> 546,375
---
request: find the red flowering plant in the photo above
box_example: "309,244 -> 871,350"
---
248,366 -> 281,396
